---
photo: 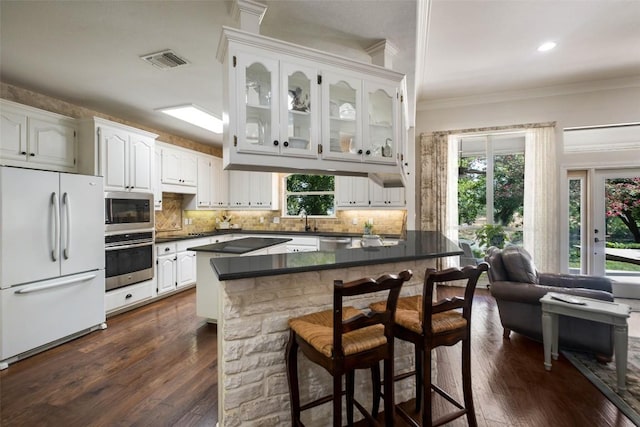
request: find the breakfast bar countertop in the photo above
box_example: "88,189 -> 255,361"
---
209,230 -> 462,281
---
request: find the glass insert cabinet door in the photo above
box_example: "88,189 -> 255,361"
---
279,62 -> 318,158
322,73 -> 362,161
236,54 -> 279,154
364,82 -> 398,165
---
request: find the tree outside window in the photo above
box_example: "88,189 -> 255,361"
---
285,174 -> 335,216
457,134 -> 525,250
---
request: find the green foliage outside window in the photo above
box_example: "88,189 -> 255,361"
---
285,174 -> 335,216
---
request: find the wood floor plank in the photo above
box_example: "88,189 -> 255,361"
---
0,286 -> 635,426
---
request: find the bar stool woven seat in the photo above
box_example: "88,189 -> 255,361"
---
286,270 -> 412,427
369,264 -> 489,427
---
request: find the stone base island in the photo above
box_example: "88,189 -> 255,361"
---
191,231 -> 462,426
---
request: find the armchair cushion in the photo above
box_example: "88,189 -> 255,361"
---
485,245 -> 615,357
501,245 -> 538,284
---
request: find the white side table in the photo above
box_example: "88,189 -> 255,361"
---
540,292 -> 631,392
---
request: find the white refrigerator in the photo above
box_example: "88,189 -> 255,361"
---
0,166 -> 105,368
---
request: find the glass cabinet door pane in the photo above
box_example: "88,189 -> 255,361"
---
245,62 -> 272,147
329,80 -> 357,155
368,88 -> 394,159
287,70 -> 311,150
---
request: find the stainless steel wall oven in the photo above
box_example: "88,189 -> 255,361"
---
105,231 -> 154,291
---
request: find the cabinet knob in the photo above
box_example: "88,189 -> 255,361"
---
358,149 -> 363,155
283,141 -> 289,147
125,293 -> 132,299
273,140 -> 279,146
20,151 -> 27,155
365,150 -> 371,155
29,153 -> 35,157
165,247 -> 171,252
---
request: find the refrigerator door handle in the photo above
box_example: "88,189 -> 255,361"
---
14,273 -> 98,294
63,192 -> 70,259
51,192 -> 60,262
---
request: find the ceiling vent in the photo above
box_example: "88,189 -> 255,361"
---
140,50 -> 189,70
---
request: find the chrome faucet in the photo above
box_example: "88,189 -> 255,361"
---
299,209 -> 311,232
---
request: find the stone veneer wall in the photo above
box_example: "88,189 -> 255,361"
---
218,259 -> 435,426
156,193 -> 407,236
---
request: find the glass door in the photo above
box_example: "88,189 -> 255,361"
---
236,54 -> 279,155
363,82 -> 398,165
280,62 -> 318,158
322,72 -> 361,162
592,169 -> 640,292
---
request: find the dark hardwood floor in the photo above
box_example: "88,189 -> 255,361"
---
0,287 -> 635,426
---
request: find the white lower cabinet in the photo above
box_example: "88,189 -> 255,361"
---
105,279 -> 154,314
156,238 -> 206,296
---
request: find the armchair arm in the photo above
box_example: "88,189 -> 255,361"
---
538,273 -> 613,293
490,280 -> 613,304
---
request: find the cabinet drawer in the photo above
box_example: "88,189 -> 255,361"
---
156,242 -> 176,256
105,280 -> 153,313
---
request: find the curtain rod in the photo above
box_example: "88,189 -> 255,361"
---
431,121 -> 556,136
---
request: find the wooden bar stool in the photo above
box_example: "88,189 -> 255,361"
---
285,270 -> 412,426
370,263 -> 489,426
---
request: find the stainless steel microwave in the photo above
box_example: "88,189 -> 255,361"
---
104,192 -> 154,232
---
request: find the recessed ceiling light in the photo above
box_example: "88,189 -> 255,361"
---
158,104 -> 223,134
537,41 -> 557,52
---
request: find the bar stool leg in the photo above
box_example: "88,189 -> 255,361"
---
285,330 -> 301,426
415,345 -> 423,413
346,371 -> 355,426
383,357 -> 395,426
371,363 -> 381,418
462,339 -> 477,427
333,373 -> 343,427
422,345 -> 432,427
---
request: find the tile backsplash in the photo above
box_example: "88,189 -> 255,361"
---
155,193 -> 406,237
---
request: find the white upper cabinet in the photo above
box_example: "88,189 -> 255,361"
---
78,117 -> 156,192
185,154 -> 230,210
1,100 -> 77,173
335,176 -> 370,208
218,27 -> 405,178
156,141 -> 197,194
211,157 -> 229,208
228,170 -> 278,209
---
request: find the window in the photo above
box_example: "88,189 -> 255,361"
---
284,174 -> 335,216
457,133 -> 525,247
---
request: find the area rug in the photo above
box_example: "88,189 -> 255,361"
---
563,336 -> 640,425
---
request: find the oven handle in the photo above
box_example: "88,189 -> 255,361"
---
15,273 -> 97,294
105,241 -> 153,251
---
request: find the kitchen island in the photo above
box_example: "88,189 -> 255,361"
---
188,237 -> 291,323
204,231 -> 462,426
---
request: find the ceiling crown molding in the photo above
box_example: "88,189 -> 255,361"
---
417,76 -> 640,111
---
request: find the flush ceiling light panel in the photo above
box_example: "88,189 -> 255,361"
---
140,49 -> 189,69
537,41 -> 557,52
158,104 -> 223,134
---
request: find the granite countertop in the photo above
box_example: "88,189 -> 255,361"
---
210,231 -> 462,281
154,229 -> 400,244
187,237 -> 291,254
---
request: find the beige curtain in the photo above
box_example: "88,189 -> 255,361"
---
524,126 -> 559,272
420,132 -> 458,269
420,122 -> 557,272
